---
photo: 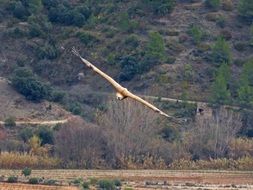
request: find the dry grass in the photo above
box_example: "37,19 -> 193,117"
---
0,152 -> 60,169
169,156 -> 253,170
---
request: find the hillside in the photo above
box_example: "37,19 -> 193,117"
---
0,0 -> 253,170
0,78 -> 70,121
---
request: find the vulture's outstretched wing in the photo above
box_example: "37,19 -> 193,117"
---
72,47 -> 124,91
125,91 -> 171,118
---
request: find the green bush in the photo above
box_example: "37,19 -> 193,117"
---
22,167 -> 32,177
43,179 -> 57,185
19,128 -> 33,142
98,179 -> 115,190
11,67 -> 51,101
82,181 -> 89,189
48,3 -> 90,26
160,125 -> 179,142
12,1 -> 30,20
76,31 -> 98,47
4,117 -> 16,128
188,25 -> 205,45
211,37 -> 232,65
7,176 -> 18,183
119,55 -> 139,81
143,0 -> 176,15
36,43 -> 59,60
146,31 -> 166,62
205,0 -> 221,10
124,35 -> 140,48
29,177 -> 39,184
36,126 -> 54,145
113,179 -> 122,187
238,0 -> 253,23
28,14 -> 52,38
118,12 -> 139,32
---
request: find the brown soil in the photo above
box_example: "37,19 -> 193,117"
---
1,170 -> 253,190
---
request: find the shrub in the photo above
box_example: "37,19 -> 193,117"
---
36,43 -> 59,60
188,25 -> 205,45
238,0 -> 253,23
76,31 -> 98,47
71,178 -> 83,185
28,14 -> 52,38
98,179 -> 115,190
43,179 -> 57,185
12,2 -> 30,20
124,35 -> 140,48
5,27 -> 26,39
22,167 -> 32,177
119,55 -> 139,81
36,126 -> 54,145
7,176 -> 18,183
19,128 -> 33,142
143,0 -> 176,15
113,179 -> 122,187
11,68 -> 51,101
146,31 -> 166,62
82,181 -> 89,189
160,125 -> 179,142
29,177 -> 39,184
211,37 -> 232,65
118,12 -> 139,32
4,117 -> 16,128
48,4 -> 90,26
205,0 -> 221,10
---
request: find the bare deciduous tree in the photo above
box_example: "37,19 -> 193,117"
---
55,118 -> 109,168
186,107 -> 242,159
98,99 -> 170,167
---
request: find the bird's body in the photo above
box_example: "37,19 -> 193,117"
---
72,47 -> 171,118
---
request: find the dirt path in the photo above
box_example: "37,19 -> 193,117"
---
0,118 -> 69,126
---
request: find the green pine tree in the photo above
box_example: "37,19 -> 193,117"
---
146,31 -> 166,62
237,59 -> 253,107
211,37 -> 232,65
211,63 -> 231,105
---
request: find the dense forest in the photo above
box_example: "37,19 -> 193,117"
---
0,0 -> 253,169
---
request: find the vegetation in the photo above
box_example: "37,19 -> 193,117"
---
11,68 -> 51,102
98,179 -> 116,190
237,59 -> 253,107
22,167 -> 32,177
205,0 -> 221,10
28,177 -> 39,184
4,117 -> 16,128
7,176 -> 18,183
211,37 -> 232,65
188,25 -> 205,45
238,0 -> 253,23
210,63 -> 231,105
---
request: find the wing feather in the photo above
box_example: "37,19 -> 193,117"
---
72,47 -> 124,91
125,91 -> 171,118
